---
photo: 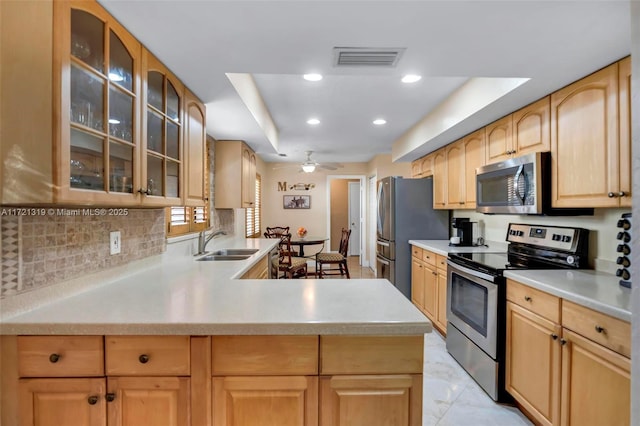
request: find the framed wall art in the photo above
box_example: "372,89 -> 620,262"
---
283,195 -> 310,209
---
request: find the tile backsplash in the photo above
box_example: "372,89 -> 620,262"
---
0,209 -> 165,298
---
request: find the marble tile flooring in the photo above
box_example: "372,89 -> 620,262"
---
423,331 -> 533,426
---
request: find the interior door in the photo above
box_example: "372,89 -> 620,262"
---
348,181 -> 361,256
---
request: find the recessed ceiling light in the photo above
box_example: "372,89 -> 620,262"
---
307,118 -> 320,125
303,73 -> 323,82
401,74 -> 422,83
373,119 -> 387,125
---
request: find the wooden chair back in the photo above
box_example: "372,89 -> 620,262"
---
264,226 -> 290,239
338,228 -> 351,257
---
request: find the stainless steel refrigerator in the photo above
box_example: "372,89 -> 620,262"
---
376,176 -> 449,299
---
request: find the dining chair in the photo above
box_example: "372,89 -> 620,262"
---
264,226 -> 290,238
274,233 -> 308,279
315,228 -> 351,278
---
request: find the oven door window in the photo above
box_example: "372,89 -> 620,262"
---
450,272 -> 489,337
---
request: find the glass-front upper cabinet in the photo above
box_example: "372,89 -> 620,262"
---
60,2 -> 141,204
141,50 -> 184,205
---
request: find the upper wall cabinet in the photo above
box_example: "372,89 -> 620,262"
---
485,115 -> 513,164
184,89 -> 207,207
461,129 -> 485,208
0,0 -> 206,207
140,50 -> 184,206
432,149 -> 447,209
618,56 -> 632,208
411,153 -> 434,178
511,96 -> 551,159
551,62 -> 629,208
214,140 -> 256,209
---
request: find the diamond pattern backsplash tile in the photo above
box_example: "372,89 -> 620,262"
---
1,209 -> 166,298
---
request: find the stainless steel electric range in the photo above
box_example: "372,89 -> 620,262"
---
445,223 -> 590,401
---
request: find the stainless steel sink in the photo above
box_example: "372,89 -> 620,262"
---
209,248 -> 259,256
196,254 -> 253,261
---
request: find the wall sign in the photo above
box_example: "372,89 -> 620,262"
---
278,182 -> 315,191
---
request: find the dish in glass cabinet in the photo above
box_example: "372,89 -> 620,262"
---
71,33 -> 91,59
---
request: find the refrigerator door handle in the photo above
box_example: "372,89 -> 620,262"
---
377,257 -> 390,266
377,182 -> 384,236
376,240 -> 390,247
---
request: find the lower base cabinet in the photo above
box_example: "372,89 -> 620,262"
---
213,376 -> 318,426
505,279 -> 631,426
319,375 -> 422,426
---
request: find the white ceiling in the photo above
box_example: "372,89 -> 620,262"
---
99,0 -> 631,166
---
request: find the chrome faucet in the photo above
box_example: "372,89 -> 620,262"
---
197,228 -> 227,255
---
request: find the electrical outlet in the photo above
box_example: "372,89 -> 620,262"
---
110,231 -> 121,255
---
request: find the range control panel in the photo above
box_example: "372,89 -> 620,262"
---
506,223 -> 586,253
616,213 -> 631,289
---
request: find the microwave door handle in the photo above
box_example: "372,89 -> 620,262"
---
513,165 -> 526,204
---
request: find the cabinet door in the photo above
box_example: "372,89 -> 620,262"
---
19,378 -> 106,426
107,377 -> 190,426
618,56 -> 631,207
506,302 -> 561,426
420,154 -> 434,177
422,264 -> 438,321
432,149 -> 447,209
410,258 -> 425,311
320,375 -> 421,426
560,330 -> 630,426
141,51 -> 184,206
213,376 -> 318,426
551,64 -> 619,207
445,141 -> 464,208
512,96 -> 550,157
435,269 -> 448,334
184,89 -> 207,207
241,148 -> 256,208
58,2 -> 141,205
410,160 -> 422,178
485,115 -> 513,164
462,129 -> 485,208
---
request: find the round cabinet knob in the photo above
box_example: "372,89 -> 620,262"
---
105,393 -> 116,402
560,338 -> 568,346
550,333 -> 558,340
138,354 -> 150,364
595,325 -> 606,334
524,296 -> 532,302
87,395 -> 99,405
616,256 -> 631,267
49,353 -> 61,363
618,191 -> 627,197
617,244 -> 631,255
608,192 -> 616,198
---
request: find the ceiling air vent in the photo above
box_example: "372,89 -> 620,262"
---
333,47 -> 405,67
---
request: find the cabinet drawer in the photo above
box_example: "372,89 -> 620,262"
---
212,336 -> 318,375
506,279 -> 560,323
562,301 -> 631,358
422,249 -> 436,266
105,336 -> 190,376
411,246 -> 422,259
320,336 -> 423,375
436,254 -> 447,271
17,336 -> 104,377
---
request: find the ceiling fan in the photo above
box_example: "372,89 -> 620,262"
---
274,151 -> 342,173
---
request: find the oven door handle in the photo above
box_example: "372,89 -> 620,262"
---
447,259 -> 496,283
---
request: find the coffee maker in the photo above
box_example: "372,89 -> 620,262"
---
451,217 -> 475,246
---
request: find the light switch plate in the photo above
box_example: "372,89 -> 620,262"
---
110,231 -> 121,255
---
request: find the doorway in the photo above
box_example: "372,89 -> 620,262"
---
326,175 -> 365,265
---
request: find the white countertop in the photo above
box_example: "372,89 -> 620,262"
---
0,237 -> 430,336
410,239 -> 631,322
409,239 -> 509,255
504,269 -> 632,322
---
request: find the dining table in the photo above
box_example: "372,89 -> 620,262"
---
289,236 -> 328,258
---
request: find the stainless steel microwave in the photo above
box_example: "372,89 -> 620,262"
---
476,152 -> 546,214
475,152 -> 593,216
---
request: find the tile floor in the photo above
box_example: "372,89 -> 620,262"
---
423,331 -> 533,426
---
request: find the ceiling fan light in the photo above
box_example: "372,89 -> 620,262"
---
302,163 -> 316,173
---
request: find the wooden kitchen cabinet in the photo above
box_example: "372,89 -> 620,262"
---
435,267 -> 448,333
511,96 -> 551,159
19,378 -> 107,426
550,62 -> 627,208
485,115 -> 513,164
432,148 -> 447,209
214,140 -> 257,209
506,301 -> 561,426
461,129 -> 485,208
505,279 -> 630,426
239,254 -> 270,279
617,56 -> 632,208
411,256 -> 425,311
445,141 -> 464,208
410,247 -> 447,335
411,153 -> 434,178
183,89 -> 208,207
0,0 -> 206,207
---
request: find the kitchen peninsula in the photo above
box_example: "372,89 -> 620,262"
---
0,237 -> 428,426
